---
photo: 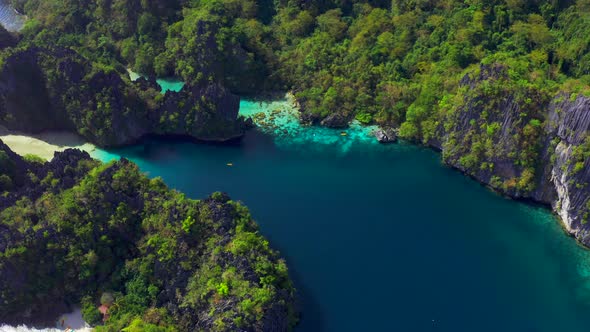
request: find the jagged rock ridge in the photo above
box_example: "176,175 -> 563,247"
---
0,47 -> 246,147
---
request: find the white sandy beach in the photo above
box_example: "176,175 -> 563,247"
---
0,127 -> 97,161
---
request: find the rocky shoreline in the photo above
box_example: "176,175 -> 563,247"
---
2,51 -> 588,248
1,43 -> 588,252
290,65 -> 590,247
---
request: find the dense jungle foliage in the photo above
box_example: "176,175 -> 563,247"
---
0,143 -> 297,331
5,0 -> 590,194
3,0 -> 590,329
6,0 -> 590,128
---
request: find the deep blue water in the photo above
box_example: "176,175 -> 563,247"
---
93,101 -> 590,332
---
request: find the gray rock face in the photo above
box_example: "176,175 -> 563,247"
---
374,128 -> 397,143
435,64 -> 590,245
320,113 -> 349,128
550,95 -> 590,145
440,64 -> 548,199
543,95 -> 590,245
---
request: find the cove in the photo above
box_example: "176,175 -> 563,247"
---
127,69 -> 185,93
91,99 -> 590,331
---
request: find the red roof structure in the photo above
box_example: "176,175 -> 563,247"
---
98,304 -> 109,321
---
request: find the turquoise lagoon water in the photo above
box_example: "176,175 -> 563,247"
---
127,70 -> 185,93
238,94 -> 380,154
92,98 -> 590,331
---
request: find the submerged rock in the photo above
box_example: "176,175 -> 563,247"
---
374,128 -> 397,143
244,117 -> 255,129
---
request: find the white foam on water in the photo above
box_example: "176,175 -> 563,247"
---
0,308 -> 91,332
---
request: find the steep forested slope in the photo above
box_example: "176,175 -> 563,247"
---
0,140 -> 297,331
9,0 -> 589,123
0,45 -> 246,146
3,0 -> 590,267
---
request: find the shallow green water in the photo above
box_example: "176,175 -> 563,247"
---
238,94 -> 379,153
92,98 -> 590,331
127,70 -> 184,93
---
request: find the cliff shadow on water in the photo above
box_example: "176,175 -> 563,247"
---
5,0 -> 590,330
85,95 -> 590,331
2,91 -> 590,330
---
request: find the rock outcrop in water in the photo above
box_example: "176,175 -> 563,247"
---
0,47 -> 245,147
436,64 -> 590,245
0,140 -> 297,330
374,128 -> 397,143
319,113 -> 350,129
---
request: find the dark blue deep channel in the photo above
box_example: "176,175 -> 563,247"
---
93,100 -> 590,332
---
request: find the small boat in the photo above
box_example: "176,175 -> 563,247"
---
227,163 -> 233,166
340,132 -> 347,136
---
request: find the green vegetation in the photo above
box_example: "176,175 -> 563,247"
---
22,154 -> 45,164
6,1 -> 590,176
571,136 -> 590,176
9,0 -> 590,122
3,0 -> 590,328
0,146 -> 296,331
440,64 -> 550,194
0,151 -> 14,190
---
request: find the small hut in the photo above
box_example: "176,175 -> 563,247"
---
98,292 -> 114,322
98,304 -> 109,322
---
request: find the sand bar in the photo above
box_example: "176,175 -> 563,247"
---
0,126 -> 98,161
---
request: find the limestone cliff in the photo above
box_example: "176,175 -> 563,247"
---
441,64 -> 549,198
544,95 -> 590,245
0,47 -> 245,147
437,64 -> 590,245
